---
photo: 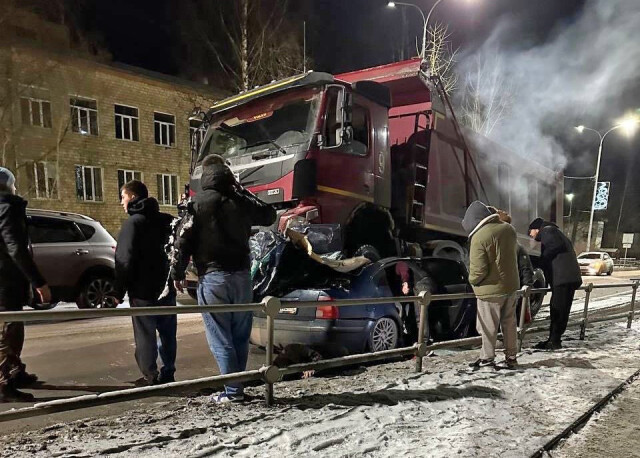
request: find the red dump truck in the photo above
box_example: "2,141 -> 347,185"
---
189,58 -> 562,263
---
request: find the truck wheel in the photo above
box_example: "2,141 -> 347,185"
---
529,268 -> 546,318
77,275 -> 117,309
354,244 -> 381,262
368,317 -> 399,352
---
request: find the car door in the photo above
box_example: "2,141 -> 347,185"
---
28,216 -> 92,289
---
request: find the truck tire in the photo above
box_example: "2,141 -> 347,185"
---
354,244 -> 381,262
529,268 -> 546,318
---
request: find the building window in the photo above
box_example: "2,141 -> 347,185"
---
114,105 -> 139,141
75,165 -> 103,202
154,112 -> 176,147
21,98 -> 52,128
157,174 -> 178,206
117,169 -> 142,200
189,120 -> 206,151
70,97 -> 98,136
25,161 -> 57,199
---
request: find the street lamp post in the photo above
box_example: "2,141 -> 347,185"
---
565,193 -> 574,218
575,118 -> 639,251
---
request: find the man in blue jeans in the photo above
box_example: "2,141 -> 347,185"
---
172,155 -> 275,403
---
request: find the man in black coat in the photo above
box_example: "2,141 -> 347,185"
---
115,180 -> 177,386
172,154 -> 276,403
529,217 -> 582,350
0,167 -> 51,402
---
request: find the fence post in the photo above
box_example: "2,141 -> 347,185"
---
261,296 -> 281,406
628,280 -> 639,329
580,283 -> 593,340
415,291 -> 431,373
517,286 -> 530,352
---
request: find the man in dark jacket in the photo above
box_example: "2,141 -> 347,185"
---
115,180 -> 177,386
529,218 -> 582,350
0,167 -> 51,402
172,155 -> 276,403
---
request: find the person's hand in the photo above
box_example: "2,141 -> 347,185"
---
174,280 -> 185,293
113,297 -> 121,305
36,284 -> 51,304
402,282 -> 410,295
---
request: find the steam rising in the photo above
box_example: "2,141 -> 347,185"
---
457,0 -> 640,170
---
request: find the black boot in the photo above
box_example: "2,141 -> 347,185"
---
10,371 -> 39,388
0,384 -> 35,402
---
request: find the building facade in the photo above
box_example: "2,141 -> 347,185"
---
0,11 -> 223,234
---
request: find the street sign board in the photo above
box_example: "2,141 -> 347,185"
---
623,233 -> 634,245
623,244 -> 632,249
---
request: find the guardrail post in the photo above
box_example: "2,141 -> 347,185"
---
580,283 -> 593,340
627,280 -> 639,329
415,291 -> 431,373
261,296 -> 281,406
517,286 -> 530,352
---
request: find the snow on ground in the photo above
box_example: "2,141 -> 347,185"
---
2,316 -> 640,457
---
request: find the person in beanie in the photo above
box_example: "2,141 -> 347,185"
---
462,201 -> 520,369
528,217 -> 581,350
172,154 -> 276,403
114,180 -> 177,386
0,167 -> 51,401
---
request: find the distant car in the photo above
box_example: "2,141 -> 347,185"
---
250,257 -> 479,354
27,209 -> 116,309
577,252 -> 614,276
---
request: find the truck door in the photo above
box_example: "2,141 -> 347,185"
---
315,86 -> 376,224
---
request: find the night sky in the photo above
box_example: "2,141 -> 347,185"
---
72,0 -> 640,245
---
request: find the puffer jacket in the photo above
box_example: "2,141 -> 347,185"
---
536,221 -> 581,287
0,192 -> 46,310
462,201 -> 519,299
114,197 -> 175,301
172,163 -> 276,278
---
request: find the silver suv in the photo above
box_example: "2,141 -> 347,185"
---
27,209 -> 116,309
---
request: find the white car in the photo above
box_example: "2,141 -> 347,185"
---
577,252 -> 614,276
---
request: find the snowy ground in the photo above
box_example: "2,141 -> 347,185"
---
2,315 -> 640,457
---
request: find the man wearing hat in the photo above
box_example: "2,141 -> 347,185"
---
528,217 -> 581,350
0,167 -> 51,401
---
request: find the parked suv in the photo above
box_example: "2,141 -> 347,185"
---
27,209 -> 116,309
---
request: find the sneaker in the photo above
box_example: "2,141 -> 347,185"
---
533,340 -> 562,351
0,384 -> 35,403
158,373 -> 175,384
10,371 -> 39,388
134,376 -> 159,387
496,356 -> 518,370
211,392 -> 245,404
468,358 -> 495,369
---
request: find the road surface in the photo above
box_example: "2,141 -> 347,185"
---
1,270 -> 637,434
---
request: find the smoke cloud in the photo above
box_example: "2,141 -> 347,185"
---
456,0 -> 640,170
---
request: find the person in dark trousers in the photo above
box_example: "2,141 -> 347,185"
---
114,180 -> 177,386
0,167 -> 51,402
528,217 -> 582,350
172,154 -> 276,403
395,261 -> 418,345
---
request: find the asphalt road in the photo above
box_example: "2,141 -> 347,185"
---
1,270 -> 638,434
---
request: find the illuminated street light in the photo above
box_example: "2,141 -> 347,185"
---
565,193 -> 574,218
387,0 -> 475,60
574,116 -> 640,251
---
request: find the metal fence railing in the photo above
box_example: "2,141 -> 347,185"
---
0,280 -> 638,422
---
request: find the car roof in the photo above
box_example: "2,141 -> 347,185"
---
27,208 -> 96,223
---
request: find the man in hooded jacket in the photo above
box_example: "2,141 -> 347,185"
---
172,155 -> 276,403
462,201 -> 520,369
115,180 -> 177,386
528,217 -> 581,350
0,167 -> 51,402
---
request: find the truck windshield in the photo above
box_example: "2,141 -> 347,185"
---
198,87 -> 321,164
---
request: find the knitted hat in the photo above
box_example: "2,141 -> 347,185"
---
0,167 -> 16,190
528,217 -> 544,231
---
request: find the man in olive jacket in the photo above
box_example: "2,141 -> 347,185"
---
462,201 -> 520,369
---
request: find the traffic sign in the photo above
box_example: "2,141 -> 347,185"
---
623,233 -> 634,245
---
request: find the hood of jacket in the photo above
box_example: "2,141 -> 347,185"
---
535,220 -> 559,241
127,196 -> 160,217
0,191 -> 26,208
201,163 -> 235,194
462,201 -> 499,238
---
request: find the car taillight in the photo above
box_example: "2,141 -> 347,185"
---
316,295 -> 339,319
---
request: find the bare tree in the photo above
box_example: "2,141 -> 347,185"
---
177,0 -> 307,92
423,23 -> 459,95
459,52 -> 514,136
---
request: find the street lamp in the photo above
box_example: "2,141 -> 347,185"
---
574,116 -> 640,251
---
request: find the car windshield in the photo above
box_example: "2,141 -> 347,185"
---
197,87 -> 321,165
578,254 -> 602,259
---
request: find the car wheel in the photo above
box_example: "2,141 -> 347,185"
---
607,267 -> 613,276
369,317 -> 399,352
77,275 -> 117,309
